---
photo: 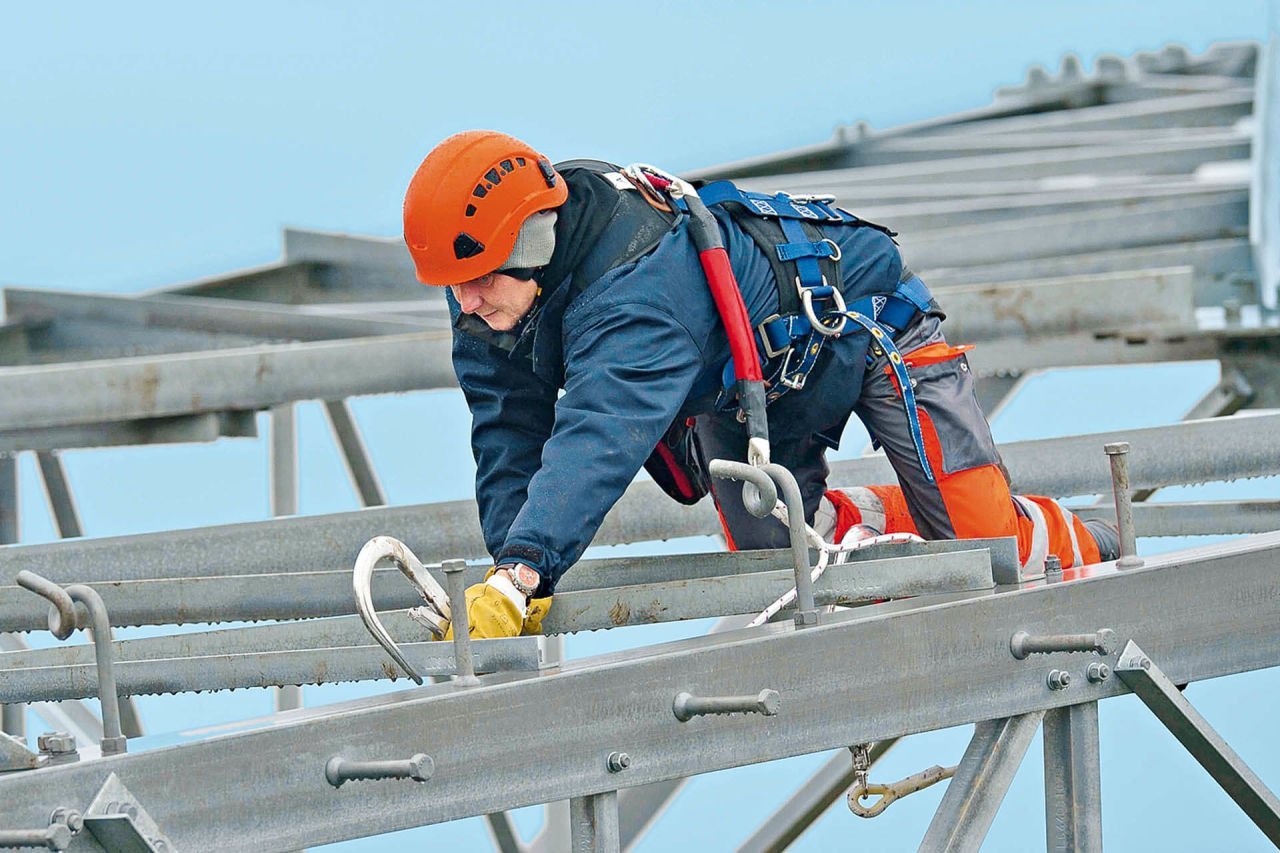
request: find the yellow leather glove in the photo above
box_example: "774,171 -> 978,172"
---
442,581 -> 523,640
439,566 -> 555,640
522,595 -> 553,635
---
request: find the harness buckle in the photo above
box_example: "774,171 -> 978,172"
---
779,347 -> 807,390
755,314 -> 791,360
798,276 -> 848,337
787,193 -> 836,205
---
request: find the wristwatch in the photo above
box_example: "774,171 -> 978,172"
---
496,563 -> 540,598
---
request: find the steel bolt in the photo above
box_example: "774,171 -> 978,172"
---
1044,555 -> 1063,582
37,731 -> 79,765
794,610 -> 820,628
1010,628 -> 1115,659
607,752 -> 631,773
37,731 -> 75,754
100,734 -> 128,756
1087,662 -> 1111,683
441,559 -> 478,685
1046,670 -> 1072,690
673,689 -> 781,722
109,802 -> 139,820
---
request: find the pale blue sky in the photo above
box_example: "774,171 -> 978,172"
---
3,2 -> 1279,850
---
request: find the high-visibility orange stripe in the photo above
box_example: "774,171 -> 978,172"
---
866,485 -> 920,536
822,488 -> 864,542
1073,515 -> 1102,565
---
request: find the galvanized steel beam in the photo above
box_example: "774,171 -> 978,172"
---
0,332 -> 453,432
324,400 -> 387,507
936,267 -> 1195,341
688,90 -> 1253,180
570,791 -> 620,853
854,182 -> 1248,232
3,288 -> 435,343
0,546 -> 995,632
897,193 -> 1248,270
0,415 -> 1274,595
1115,642 -> 1280,844
0,634 -> 103,749
1,533 -> 1278,850
1073,500 -> 1280,537
921,238 -> 1255,309
1042,703 -> 1103,853
918,713 -> 1045,852
0,636 -> 542,701
740,139 -> 1249,192
0,411 -> 258,454
1252,32 -> 1280,307
834,413 -> 1280,498
34,451 -> 82,539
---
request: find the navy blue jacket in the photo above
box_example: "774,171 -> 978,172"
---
448,171 -> 904,593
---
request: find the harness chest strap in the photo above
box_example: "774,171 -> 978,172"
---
701,179 -> 938,482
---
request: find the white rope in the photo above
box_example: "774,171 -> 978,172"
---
747,501 -> 923,627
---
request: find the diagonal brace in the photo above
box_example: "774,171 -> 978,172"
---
919,712 -> 1045,852
1115,640 -> 1280,845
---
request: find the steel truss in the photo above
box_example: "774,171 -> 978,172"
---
1,37 -> 1278,852
2,533 -> 1280,849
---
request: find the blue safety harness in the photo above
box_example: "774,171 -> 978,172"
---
698,180 -> 938,483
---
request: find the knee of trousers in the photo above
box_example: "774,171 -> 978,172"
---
817,487 -> 895,541
1012,495 -> 1102,569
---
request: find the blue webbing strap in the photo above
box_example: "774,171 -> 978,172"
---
697,181 -> 855,224
776,240 -> 837,262
837,310 -> 936,483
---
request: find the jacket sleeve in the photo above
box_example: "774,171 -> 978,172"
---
495,300 -> 705,592
448,294 -> 558,561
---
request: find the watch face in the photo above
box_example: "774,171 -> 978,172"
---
503,564 -> 540,593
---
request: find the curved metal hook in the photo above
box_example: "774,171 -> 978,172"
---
352,536 -> 451,685
15,569 -> 78,640
707,459 -> 777,518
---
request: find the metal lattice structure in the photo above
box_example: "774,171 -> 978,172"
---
2,39 -> 1279,851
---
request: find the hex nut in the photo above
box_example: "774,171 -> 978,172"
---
1087,662 -> 1111,683
49,808 -> 83,833
100,735 -> 128,756
794,610 -> 820,628
1046,670 -> 1072,690
37,732 -> 76,755
607,751 -> 631,773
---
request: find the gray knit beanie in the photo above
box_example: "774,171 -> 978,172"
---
500,210 -> 558,272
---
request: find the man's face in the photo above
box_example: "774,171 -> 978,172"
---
449,273 -> 538,331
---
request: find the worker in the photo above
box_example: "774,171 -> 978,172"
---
402,130 -> 1120,639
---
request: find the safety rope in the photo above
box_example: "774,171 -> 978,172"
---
747,502 -> 923,627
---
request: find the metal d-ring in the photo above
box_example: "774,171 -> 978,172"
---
800,282 -> 848,337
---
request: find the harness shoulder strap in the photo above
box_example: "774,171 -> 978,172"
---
557,161 -> 680,297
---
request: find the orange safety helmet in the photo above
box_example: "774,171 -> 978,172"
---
403,130 -> 568,286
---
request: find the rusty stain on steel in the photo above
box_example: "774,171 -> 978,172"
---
609,599 -> 630,626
